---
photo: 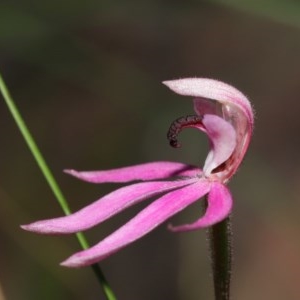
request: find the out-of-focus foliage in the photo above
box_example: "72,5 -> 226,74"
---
210,0 -> 300,28
0,1 -> 300,299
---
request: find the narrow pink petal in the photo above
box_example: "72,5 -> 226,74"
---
21,179 -> 197,234
202,115 -> 236,175
60,181 -> 210,267
163,78 -> 253,125
169,182 -> 232,232
64,161 -> 200,183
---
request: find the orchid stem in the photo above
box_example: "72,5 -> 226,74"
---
208,216 -> 232,300
0,72 -> 117,300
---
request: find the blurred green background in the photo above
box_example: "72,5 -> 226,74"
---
0,0 -> 300,299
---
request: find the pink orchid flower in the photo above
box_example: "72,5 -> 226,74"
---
22,78 -> 253,268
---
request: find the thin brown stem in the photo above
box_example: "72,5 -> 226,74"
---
208,216 -> 232,300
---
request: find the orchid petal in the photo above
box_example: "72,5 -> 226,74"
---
163,78 -> 253,125
64,161 -> 200,183
21,179 -> 197,234
202,115 -> 236,175
164,78 -> 253,180
60,181 -> 210,267
169,182 -> 232,232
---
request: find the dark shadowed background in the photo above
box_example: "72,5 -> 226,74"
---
0,1 -> 300,299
